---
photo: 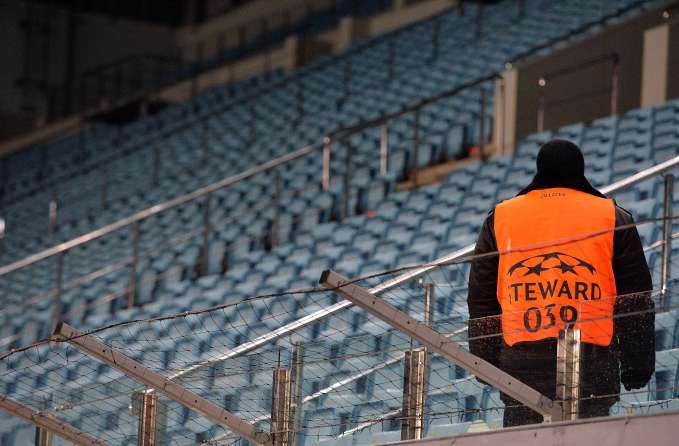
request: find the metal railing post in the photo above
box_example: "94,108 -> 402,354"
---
48,191 -> 58,236
271,367 -> 293,446
322,137 -> 332,191
0,216 -> 5,255
556,327 -> 582,421
380,123 -> 389,176
343,141 -> 353,220
479,87 -> 487,160
131,391 -> 163,446
401,282 -> 433,440
537,78 -> 546,133
127,222 -> 140,308
423,282 -> 434,327
292,342 -> 304,446
200,194 -> 212,276
497,75 -> 507,156
50,251 -> 64,332
661,174 -> 674,309
610,54 -> 620,116
401,349 -> 428,440
35,421 -> 54,446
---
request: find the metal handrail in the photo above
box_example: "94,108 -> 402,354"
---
0,0 -> 662,282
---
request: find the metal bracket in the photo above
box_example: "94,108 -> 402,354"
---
0,394 -> 109,446
319,269 -> 562,421
271,368 -> 293,446
556,328 -> 582,421
401,348 -> 428,440
130,390 -> 166,446
53,323 -> 272,446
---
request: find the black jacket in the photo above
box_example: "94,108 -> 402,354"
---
467,193 -> 655,402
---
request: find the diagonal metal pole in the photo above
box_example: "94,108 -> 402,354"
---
0,394 -> 109,446
53,323 -> 272,446
319,269 -> 562,421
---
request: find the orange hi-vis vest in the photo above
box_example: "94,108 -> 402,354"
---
494,188 -> 617,347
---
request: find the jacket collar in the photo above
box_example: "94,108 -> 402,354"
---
516,174 -> 607,198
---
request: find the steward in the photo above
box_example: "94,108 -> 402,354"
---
467,140 -> 655,427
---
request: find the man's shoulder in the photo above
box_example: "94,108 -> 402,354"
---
612,201 -> 635,224
494,194 -> 525,213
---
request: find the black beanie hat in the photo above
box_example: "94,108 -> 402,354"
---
536,139 -> 585,180
517,139 -> 606,198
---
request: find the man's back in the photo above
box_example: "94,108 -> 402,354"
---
494,188 -> 617,347
466,140 -> 655,427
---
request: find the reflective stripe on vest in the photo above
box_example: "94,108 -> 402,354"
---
494,188 -> 617,347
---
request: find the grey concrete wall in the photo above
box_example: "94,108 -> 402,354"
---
514,5 -> 669,140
